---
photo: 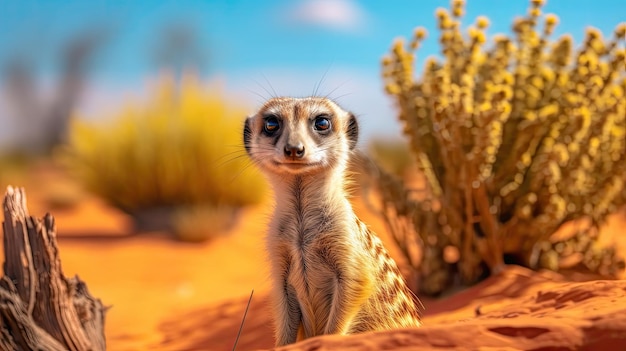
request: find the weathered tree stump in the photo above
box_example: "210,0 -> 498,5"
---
0,186 -> 106,350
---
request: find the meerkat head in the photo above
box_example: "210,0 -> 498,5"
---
243,97 -> 359,176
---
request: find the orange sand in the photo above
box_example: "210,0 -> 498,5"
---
2,164 -> 626,350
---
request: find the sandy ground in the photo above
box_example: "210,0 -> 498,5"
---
2,163 -> 626,350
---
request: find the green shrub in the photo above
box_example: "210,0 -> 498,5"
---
172,205 -> 239,243
368,138 -> 415,178
379,0 -> 625,295
0,154 -> 29,190
64,74 -> 267,222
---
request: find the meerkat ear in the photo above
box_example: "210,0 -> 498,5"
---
243,118 -> 252,154
347,113 -> 359,150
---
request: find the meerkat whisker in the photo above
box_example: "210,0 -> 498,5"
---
245,87 -> 272,105
226,160 -> 261,185
312,64 -> 333,97
216,154 -> 251,169
325,91 -> 353,104
247,75 -> 278,101
261,73 -> 279,98
322,79 -> 350,102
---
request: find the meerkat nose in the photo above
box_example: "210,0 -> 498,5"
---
284,143 -> 305,159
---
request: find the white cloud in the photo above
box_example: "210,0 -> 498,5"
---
286,0 -> 368,33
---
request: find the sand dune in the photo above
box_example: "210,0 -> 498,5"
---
152,266 -> 626,351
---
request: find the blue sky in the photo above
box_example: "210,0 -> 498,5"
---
0,0 -> 624,145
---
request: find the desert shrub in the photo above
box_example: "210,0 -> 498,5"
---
64,74 -> 267,224
171,205 -> 239,243
0,154 -> 29,189
368,138 -> 415,178
379,0 -> 626,295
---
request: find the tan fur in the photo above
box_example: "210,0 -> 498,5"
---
243,97 -> 421,346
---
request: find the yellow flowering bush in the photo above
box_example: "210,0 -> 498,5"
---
65,74 -> 266,235
379,0 -> 626,295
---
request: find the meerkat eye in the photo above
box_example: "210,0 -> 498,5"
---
264,116 -> 280,134
314,115 -> 331,131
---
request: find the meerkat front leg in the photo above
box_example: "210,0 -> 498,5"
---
273,283 -> 302,346
324,267 -> 373,335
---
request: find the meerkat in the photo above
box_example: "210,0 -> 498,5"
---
243,96 -> 422,346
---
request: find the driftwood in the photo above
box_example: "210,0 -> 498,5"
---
0,186 -> 106,350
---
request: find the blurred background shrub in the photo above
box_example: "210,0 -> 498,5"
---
171,204 -> 239,243
63,73 -> 267,239
378,0 -> 626,295
368,138 -> 414,178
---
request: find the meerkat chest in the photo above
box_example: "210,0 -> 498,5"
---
269,202 -> 359,293
272,206 -> 346,268
283,229 -> 351,317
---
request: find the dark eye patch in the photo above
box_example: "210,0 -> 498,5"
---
263,115 -> 280,135
313,115 -> 331,132
347,113 -> 358,149
243,118 -> 252,154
